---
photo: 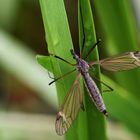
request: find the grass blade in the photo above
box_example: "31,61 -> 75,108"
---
101,74 -> 140,137
92,0 -> 140,138
78,0 -> 107,140
39,0 -> 107,139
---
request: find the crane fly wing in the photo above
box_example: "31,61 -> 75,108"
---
90,51 -> 140,71
100,51 -> 140,71
55,73 -> 83,135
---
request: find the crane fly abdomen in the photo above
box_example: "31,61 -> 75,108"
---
83,73 -> 107,115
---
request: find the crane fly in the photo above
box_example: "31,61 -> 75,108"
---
48,44 -> 140,135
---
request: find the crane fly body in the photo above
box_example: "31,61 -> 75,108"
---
49,46 -> 140,136
70,49 -> 107,115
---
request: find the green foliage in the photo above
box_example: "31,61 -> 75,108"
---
101,74 -> 140,137
78,0 -> 106,140
39,0 -> 81,139
39,0 -> 106,140
38,0 -> 140,139
36,55 -> 52,72
93,0 -> 140,97
93,0 -> 140,138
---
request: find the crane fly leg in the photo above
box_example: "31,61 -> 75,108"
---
92,75 -> 113,93
49,53 -> 76,66
49,69 -> 76,85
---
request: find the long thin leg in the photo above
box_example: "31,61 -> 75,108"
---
84,39 -> 101,60
49,53 -> 76,66
92,75 -> 113,92
79,1 -> 101,59
49,69 -> 76,85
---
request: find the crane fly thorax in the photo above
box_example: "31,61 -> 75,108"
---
70,49 -> 90,73
76,58 -> 90,74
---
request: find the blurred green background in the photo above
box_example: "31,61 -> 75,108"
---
0,0 -> 140,140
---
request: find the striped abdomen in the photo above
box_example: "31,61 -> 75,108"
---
83,73 -> 107,115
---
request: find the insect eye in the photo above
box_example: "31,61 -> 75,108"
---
73,56 -> 75,59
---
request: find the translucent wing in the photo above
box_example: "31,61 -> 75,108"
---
55,73 -> 83,135
90,51 -> 140,71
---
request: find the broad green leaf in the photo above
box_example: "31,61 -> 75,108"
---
39,0 -> 79,139
101,74 -> 140,137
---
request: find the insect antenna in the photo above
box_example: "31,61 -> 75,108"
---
79,2 -> 101,59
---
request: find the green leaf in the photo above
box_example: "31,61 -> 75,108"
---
36,55 -> 52,72
39,0 -> 79,139
101,74 -> 140,137
93,0 -> 140,99
39,0 -> 107,140
78,0 -> 107,140
92,0 -> 140,138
